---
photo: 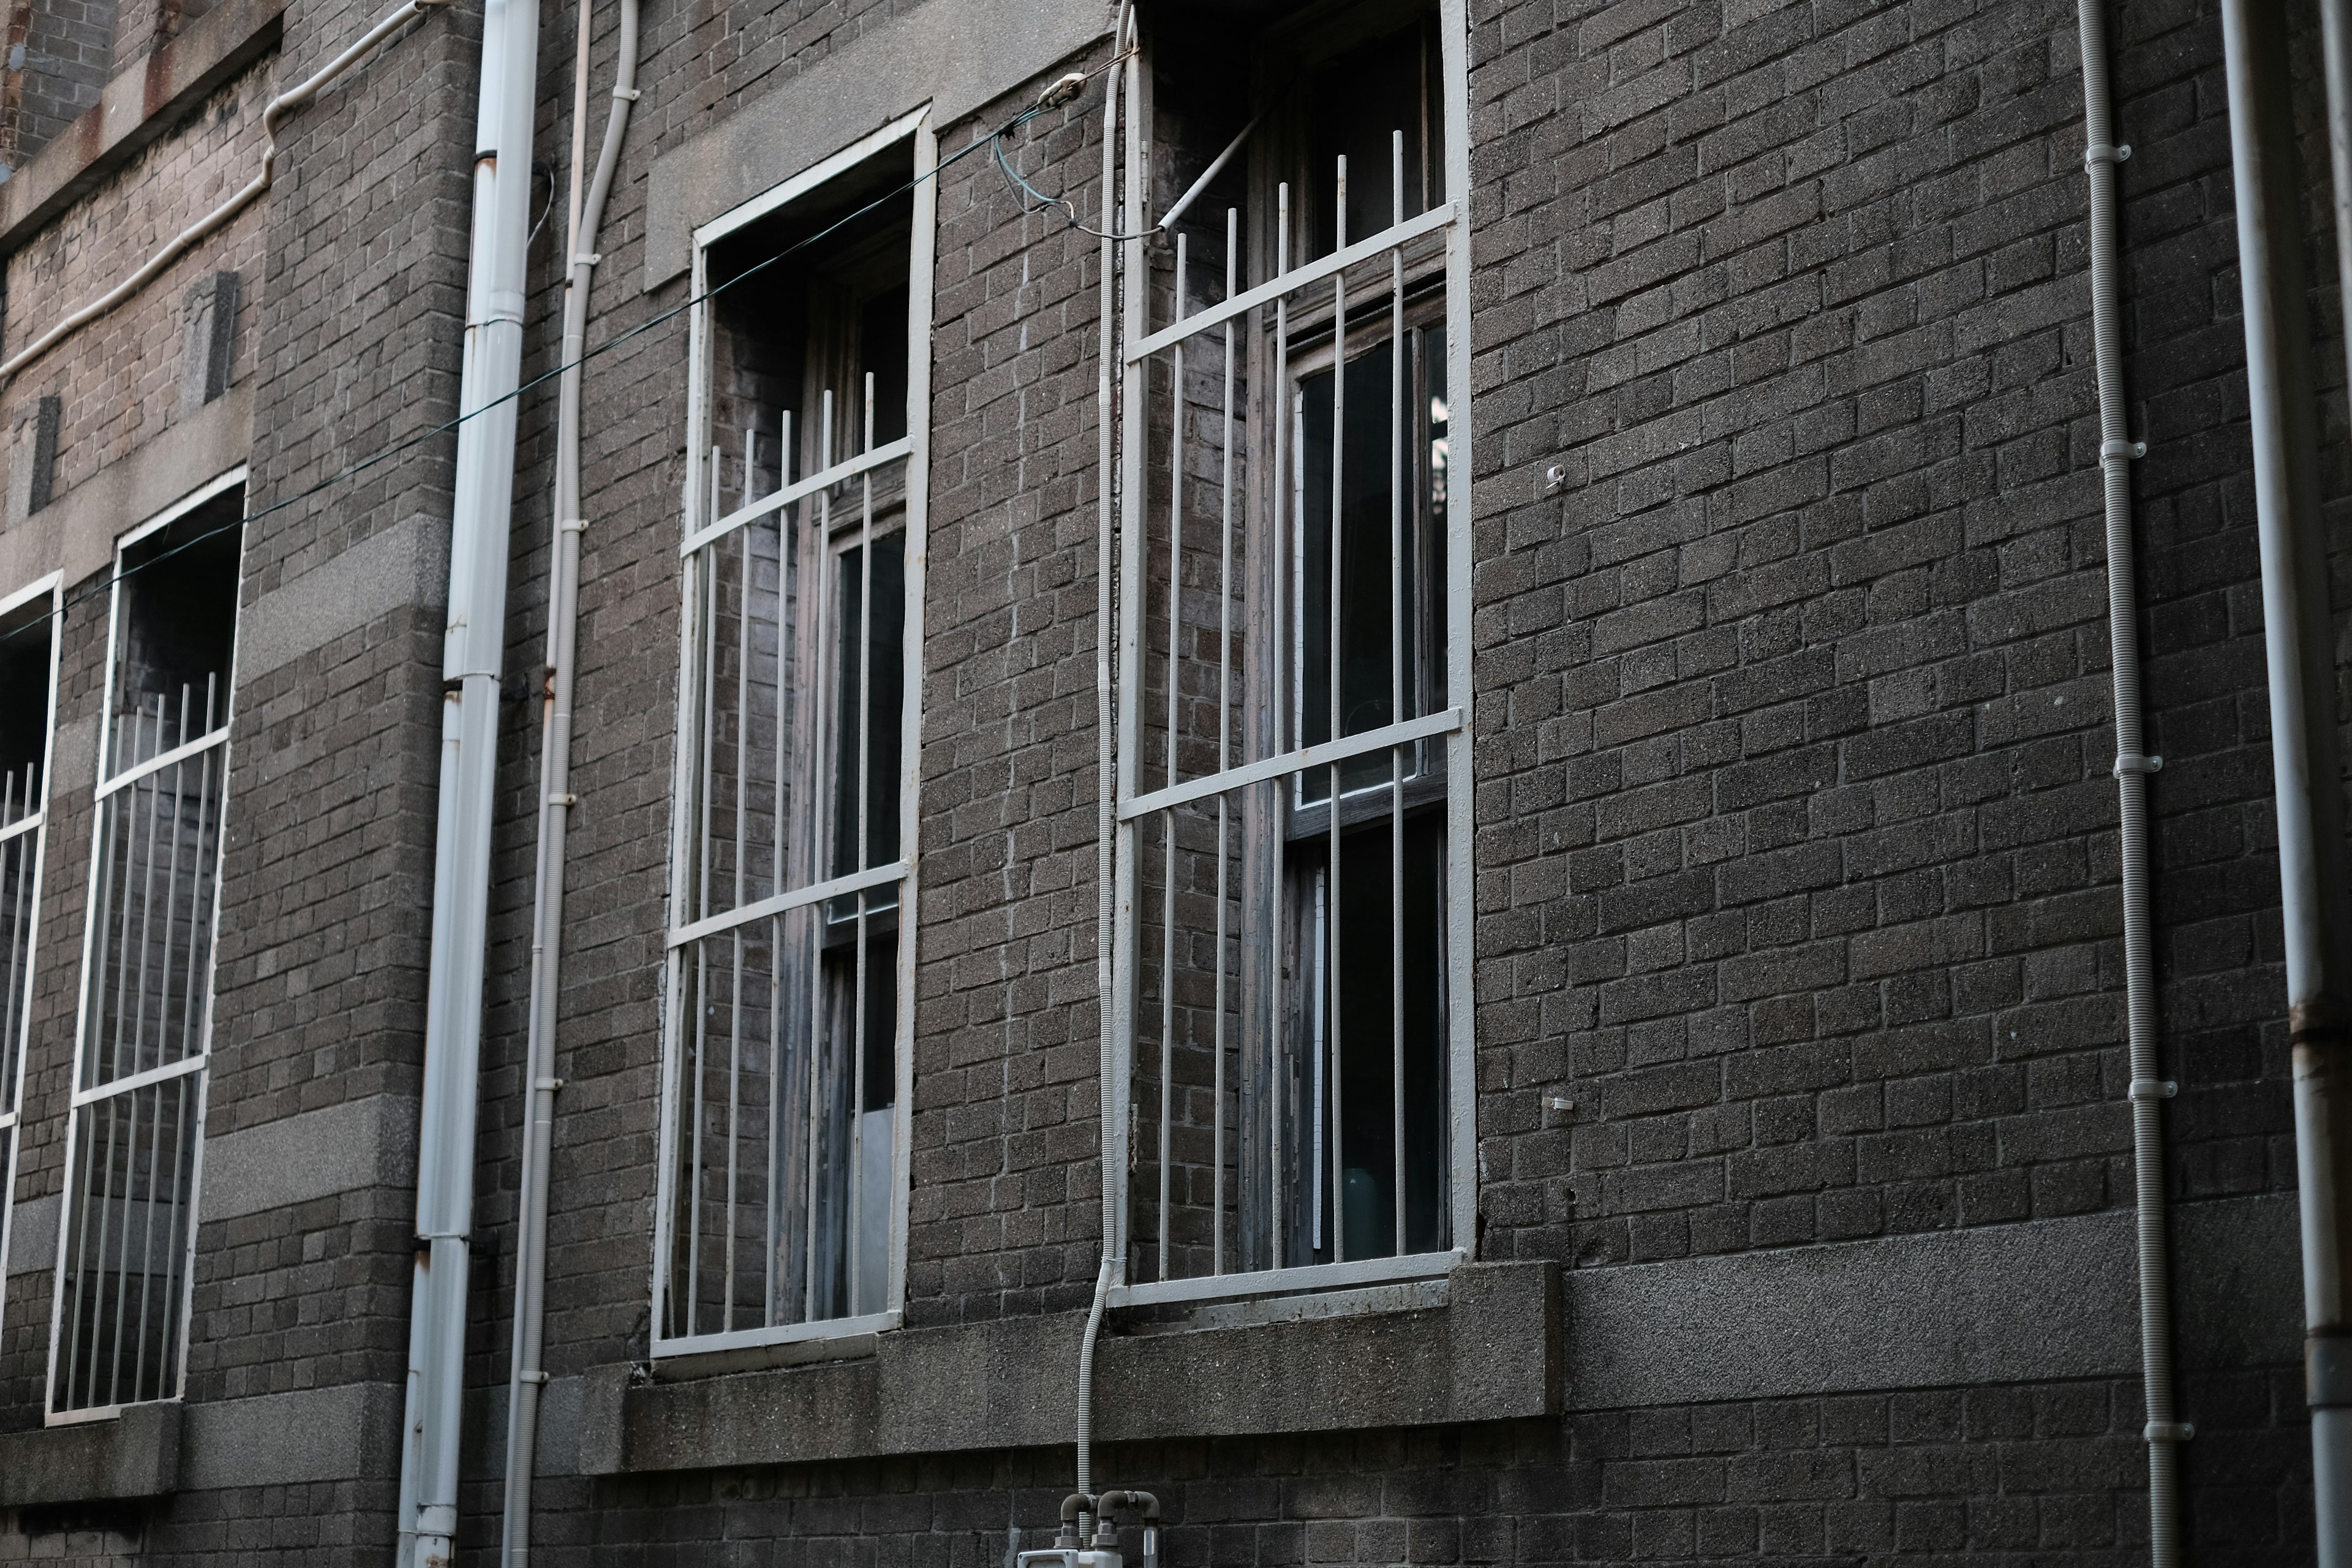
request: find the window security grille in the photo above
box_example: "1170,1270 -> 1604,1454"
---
1112,6 -> 1474,1306
50,478 -> 242,1418
655,115 -> 932,1354
0,580 -> 62,1315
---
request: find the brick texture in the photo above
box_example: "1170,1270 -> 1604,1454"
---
0,0 -> 2333,1561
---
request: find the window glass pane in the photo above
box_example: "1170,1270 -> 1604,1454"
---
859,284 -> 910,450
0,603 -> 50,823
1124,1 -> 1460,1292
665,146 -> 919,1348
1286,813 -> 1448,1265
1297,328 -> 1444,802
54,991 -> 203,1411
0,598 -> 53,1117
55,494 -> 238,1414
830,530 -> 905,879
82,748 -> 225,1090
1303,17 -> 1443,255
109,505 -> 239,775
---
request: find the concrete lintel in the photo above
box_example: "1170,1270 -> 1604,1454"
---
642,0 -> 1112,292
198,1093 -> 418,1223
235,511 -> 450,680
178,1382 -> 399,1489
3,1191 -> 60,1276
1563,1199 -> 2302,1409
582,1260 -> 1561,1474
0,0 -> 287,254
0,384 -> 252,595
0,1404 -> 178,1507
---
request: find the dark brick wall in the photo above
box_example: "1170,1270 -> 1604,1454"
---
0,0 -> 2334,1562
1464,0 -> 2318,1554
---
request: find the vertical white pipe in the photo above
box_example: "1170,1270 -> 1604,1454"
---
2281,4 -> 2352,1559
2075,4 -> 2187,1561
396,0 -> 540,1558
1078,10 -> 1129,1524
500,0 -> 637,1552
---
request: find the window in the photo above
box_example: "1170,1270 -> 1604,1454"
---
1113,1 -> 1471,1302
0,575 -> 62,1310
49,473 -> 243,1419
654,111 -> 934,1353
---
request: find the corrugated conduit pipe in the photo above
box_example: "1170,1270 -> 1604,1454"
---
498,0 -> 637,1556
0,0 -> 450,383
2076,2 -> 2190,1562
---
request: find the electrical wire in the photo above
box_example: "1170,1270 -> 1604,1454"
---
1,56 -> 1134,647
525,159 -> 557,249
992,117 -> 1158,241
989,56 -> 1158,242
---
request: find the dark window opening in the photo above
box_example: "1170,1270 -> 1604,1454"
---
111,491 -> 243,775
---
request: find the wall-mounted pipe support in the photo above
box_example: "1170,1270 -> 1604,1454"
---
2073,4 -> 2186,1562
497,0 -> 639,1556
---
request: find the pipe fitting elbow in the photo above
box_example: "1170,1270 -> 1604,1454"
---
1094,1490 -> 1159,1524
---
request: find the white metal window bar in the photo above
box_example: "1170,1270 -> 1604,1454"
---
654,116 -> 934,1357
48,469 -> 245,1420
1110,5 -> 1476,1310
0,573 -> 64,1329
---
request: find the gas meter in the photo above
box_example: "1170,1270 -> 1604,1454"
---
1018,1490 -> 1159,1568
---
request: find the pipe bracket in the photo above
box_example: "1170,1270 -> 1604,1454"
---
2127,1077 -> 2177,1100
2085,141 -> 2132,165
2113,753 -> 2162,777
2142,1420 -> 2193,1443
2290,1000 -> 2352,1046
2099,437 -> 2146,462
2310,1333 -> 2352,1406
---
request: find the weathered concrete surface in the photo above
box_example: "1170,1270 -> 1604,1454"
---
0,1403 -> 178,1506
582,1261 -> 1560,1473
198,1091 -> 418,1221
0,0 -> 285,251
1564,1198 -> 2301,1408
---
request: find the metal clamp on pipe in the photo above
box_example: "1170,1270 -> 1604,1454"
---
2312,1330 -> 2352,1408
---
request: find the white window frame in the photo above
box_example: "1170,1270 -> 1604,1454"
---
652,106 -> 935,1358
45,466 -> 245,1423
0,570 -> 64,1327
1106,0 -> 1475,1311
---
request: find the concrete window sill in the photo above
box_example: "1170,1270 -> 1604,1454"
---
0,1404 -> 178,1507
579,1259 -> 1558,1474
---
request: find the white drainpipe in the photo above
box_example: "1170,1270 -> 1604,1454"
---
2306,5 -> 2352,1559
395,0 -> 541,1558
498,0 -> 637,1555
2073,4 -> 2188,1560
2242,1 -> 2352,1558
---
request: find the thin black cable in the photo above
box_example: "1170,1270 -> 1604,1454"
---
992,105 -> 1159,242
0,77 -> 1124,647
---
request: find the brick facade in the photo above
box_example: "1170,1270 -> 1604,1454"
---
0,0 -> 2330,1562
